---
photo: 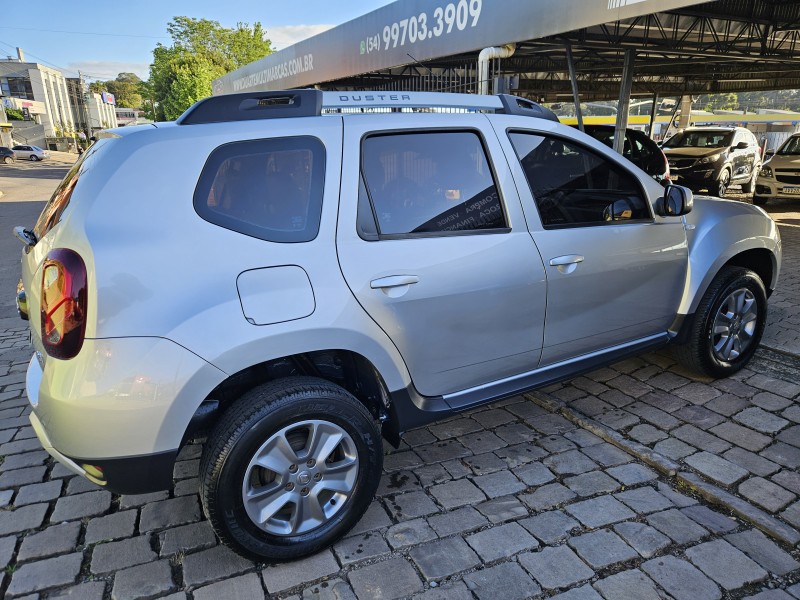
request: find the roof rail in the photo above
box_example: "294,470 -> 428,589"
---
175,90 -> 557,124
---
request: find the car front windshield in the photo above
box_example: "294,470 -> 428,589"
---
778,137 -> 800,155
662,131 -> 733,149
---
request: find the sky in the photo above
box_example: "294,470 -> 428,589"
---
0,1 -> 394,82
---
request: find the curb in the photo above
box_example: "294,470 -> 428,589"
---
524,390 -> 800,548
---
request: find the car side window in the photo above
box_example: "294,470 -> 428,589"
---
509,131 -> 651,228
194,136 -> 325,243
361,131 -> 507,237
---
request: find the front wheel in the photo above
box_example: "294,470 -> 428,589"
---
752,196 -> 769,206
29,155 -> 38,161
672,266 -> 767,378
200,377 -> 382,561
716,169 -> 731,198
741,168 -> 758,194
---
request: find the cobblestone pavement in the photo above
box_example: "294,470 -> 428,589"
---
0,195 -> 798,599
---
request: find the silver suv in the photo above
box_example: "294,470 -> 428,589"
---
16,90 -> 782,561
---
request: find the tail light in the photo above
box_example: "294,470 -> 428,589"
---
40,249 -> 87,359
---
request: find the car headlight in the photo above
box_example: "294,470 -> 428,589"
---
699,153 -> 722,164
760,165 -> 773,178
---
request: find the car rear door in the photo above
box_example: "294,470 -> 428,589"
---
492,116 -> 689,366
336,113 -> 547,398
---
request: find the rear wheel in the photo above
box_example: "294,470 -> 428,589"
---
2,156 -> 11,164
672,266 -> 766,378
200,376 -> 382,561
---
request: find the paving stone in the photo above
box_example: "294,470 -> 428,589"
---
778,425 -> 800,448
735,407 -> 790,434
462,561 -> 540,600
349,502 -> 392,535
790,583 -> 800,599
139,495 -> 200,531
262,546 -> 338,595
772,470 -> 800,495
627,424 -> 668,444
551,585 -> 603,600
529,413 -> 574,435
193,573 -> 263,600
0,438 -> 43,456
520,510 -> 579,545
472,408 -> 515,428
461,453 -> 507,476
334,531 -> 390,565
0,534 -> 16,569
518,545 -> 594,590
685,451 -> 749,486
595,409 -> 640,429
568,529 -> 638,569
475,496 -> 528,523
409,538 -> 480,581
51,490 -> 112,522
598,390 -> 636,409
783,405 -> 800,424
710,422 -> 772,452
520,483 -> 577,511
0,503 -> 47,535
471,470 -> 525,498
680,505 -> 737,534
111,559 -> 175,600
6,552 -> 82,597
348,557 -> 423,599
614,487 -> 673,514
762,442 -> 800,469
674,405 -> 726,430
569,396 -> 613,417
627,403 -> 681,429
639,389 -> 688,412
386,518 -> 437,549
543,450 -> 598,475
564,471 -> 620,497
593,569 -> 662,600
494,423 -> 538,445
564,429 -> 604,447
565,495 -> 636,528
739,476 -> 796,511
118,491 -> 169,509
743,590 -> 796,600
0,489 -> 12,507
18,522 -> 80,562
605,463 -> 657,486
13,480 -> 61,506
723,447 -> 780,477
183,545 -> 256,588
581,442 -> 632,467
302,575 -> 357,600
158,521 -> 217,556
656,481 -> 698,507
466,522 -> 538,562
685,539 -> 767,590
377,470 -> 422,497
414,440 -> 471,464
607,374 -> 654,397
387,490 -> 440,520
457,431 -> 506,454
647,509 -> 709,544
538,435 -> 577,454
442,458 -> 470,479
85,510 -> 137,544
781,501 -> 800,529
429,417 -> 482,440
641,556 -> 721,600
411,581 -> 470,599
747,375 -> 800,400
90,536 -> 156,574
727,528 -> 800,576
613,521 -> 671,558
513,461 -> 555,486
653,438 -> 697,460
427,506 -> 487,537
0,450 -> 47,472
495,443 -> 546,468
705,394 -> 750,416
47,581 -> 106,600
673,425 -> 731,453
0,466 -> 46,489
384,450 -> 424,471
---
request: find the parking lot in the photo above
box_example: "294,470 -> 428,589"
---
1,161 -> 800,599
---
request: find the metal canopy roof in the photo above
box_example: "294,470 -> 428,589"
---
213,0 -> 800,102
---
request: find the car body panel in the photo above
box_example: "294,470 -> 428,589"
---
755,135 -> 800,200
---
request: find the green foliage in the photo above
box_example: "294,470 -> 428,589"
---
148,17 -> 273,120
4,107 -> 24,120
88,73 -> 143,109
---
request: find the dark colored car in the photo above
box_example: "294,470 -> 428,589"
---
661,127 -> 761,197
578,125 -> 670,184
0,147 -> 16,164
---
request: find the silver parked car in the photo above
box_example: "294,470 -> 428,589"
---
11,144 -> 50,161
16,91 -> 781,562
754,133 -> 800,205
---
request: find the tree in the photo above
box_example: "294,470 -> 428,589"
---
148,17 -> 273,120
89,73 -> 143,108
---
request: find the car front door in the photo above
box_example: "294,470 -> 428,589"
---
493,118 -> 689,366
336,114 -> 547,397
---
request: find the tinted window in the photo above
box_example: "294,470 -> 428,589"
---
194,137 -> 325,243
361,131 -> 506,236
509,132 -> 650,228
662,130 -> 733,149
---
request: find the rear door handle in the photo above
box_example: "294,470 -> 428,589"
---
370,275 -> 420,289
549,255 -> 584,274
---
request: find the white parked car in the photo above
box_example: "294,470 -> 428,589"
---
16,90 -> 781,562
754,133 -> 800,205
11,144 -> 50,161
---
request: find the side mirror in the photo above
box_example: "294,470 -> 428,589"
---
735,141 -> 749,150
765,149 -> 775,158
659,184 -> 693,217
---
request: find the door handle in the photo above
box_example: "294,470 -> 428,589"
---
549,255 -> 584,275
370,275 -> 420,289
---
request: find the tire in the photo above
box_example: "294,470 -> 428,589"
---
29,155 -> 38,161
741,167 -> 758,194
2,156 -> 11,164
200,376 -> 382,561
752,196 -> 769,206
672,266 -> 767,378
715,169 -> 731,198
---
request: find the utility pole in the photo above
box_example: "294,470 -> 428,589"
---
79,71 -> 92,142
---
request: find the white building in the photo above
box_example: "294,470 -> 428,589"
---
86,91 -> 118,132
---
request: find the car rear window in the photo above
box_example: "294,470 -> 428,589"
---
194,136 -> 325,243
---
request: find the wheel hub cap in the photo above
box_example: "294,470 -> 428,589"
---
241,419 -> 359,537
711,287 -> 758,362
